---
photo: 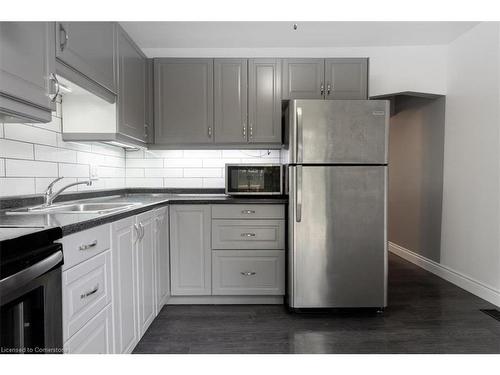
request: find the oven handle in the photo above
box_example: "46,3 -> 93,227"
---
0,250 -> 63,299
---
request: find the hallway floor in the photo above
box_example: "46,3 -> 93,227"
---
134,254 -> 500,354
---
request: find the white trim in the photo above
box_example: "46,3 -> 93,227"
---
167,295 -> 283,305
389,242 -> 500,307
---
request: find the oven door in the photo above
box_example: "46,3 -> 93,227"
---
225,164 -> 283,195
1,247 -> 63,354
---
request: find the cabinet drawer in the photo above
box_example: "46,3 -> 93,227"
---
212,219 -> 284,249
63,251 -> 112,341
212,204 -> 284,219
59,224 -> 111,270
212,250 -> 285,295
64,304 -> 113,354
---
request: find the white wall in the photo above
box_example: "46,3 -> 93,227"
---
144,45 -> 447,97
441,22 -> 500,301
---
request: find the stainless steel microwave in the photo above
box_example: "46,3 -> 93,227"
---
225,164 -> 283,195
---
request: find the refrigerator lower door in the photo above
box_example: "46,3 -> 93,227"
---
288,165 -> 387,308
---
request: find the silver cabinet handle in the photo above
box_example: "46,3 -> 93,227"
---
134,223 -> 140,243
320,82 -> 324,96
59,23 -> 69,52
296,165 -> 302,222
139,222 -> 145,239
80,284 -> 99,299
241,232 -> 256,237
242,123 -> 247,139
79,240 -> 98,251
249,124 -> 253,139
48,73 -> 60,102
208,127 -> 212,138
241,271 -> 256,276
327,83 -> 331,96
241,209 -> 255,214
296,107 -> 303,163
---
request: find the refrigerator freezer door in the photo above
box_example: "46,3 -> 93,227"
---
288,100 -> 389,164
288,165 -> 387,308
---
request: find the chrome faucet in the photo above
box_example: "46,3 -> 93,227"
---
43,177 -> 96,206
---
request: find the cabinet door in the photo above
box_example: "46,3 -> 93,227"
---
55,22 -> 116,93
111,217 -> 139,354
324,58 -> 368,99
64,305 -> 113,354
214,59 -> 248,144
248,59 -> 282,144
145,59 -> 154,143
154,59 -> 214,145
282,58 -> 324,99
155,207 -> 170,314
117,26 -> 146,142
170,205 -> 211,296
0,22 -> 55,121
136,211 -> 156,336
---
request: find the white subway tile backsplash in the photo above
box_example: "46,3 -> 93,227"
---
183,150 -> 221,158
202,178 -> 225,188
0,123 -> 4,138
145,168 -> 183,178
6,159 -> 58,177
0,178 -> 35,196
34,145 -> 77,163
164,177 -> 203,188
59,163 -> 90,178
202,158 -> 240,168
4,123 -> 58,147
126,158 -> 164,168
98,166 -> 125,178
0,139 -> 34,160
0,159 -> 5,176
184,168 -> 222,178
144,150 -> 183,159
126,178 -> 164,188
164,158 -> 202,168
126,168 -> 144,178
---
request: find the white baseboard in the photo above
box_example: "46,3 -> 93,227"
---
167,295 -> 284,305
389,242 -> 500,307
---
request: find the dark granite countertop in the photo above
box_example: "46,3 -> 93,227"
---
0,189 -> 287,242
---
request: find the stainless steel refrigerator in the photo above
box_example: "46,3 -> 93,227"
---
284,99 -> 389,309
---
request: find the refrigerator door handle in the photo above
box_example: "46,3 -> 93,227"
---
296,165 -> 302,222
296,107 -> 303,163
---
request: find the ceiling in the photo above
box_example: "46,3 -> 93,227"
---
120,21 -> 479,52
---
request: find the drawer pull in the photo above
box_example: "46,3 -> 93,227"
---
241,232 -> 256,237
79,240 -> 98,251
241,210 -> 256,214
241,271 -> 256,276
80,284 -> 99,299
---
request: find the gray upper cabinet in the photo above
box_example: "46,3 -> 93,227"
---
282,58 -> 368,100
214,59 -> 248,144
145,59 -> 154,143
282,58 -> 324,99
116,25 -> 146,143
55,22 -> 116,95
248,59 -> 282,144
154,59 -> 214,145
324,58 -> 368,99
0,22 -> 56,123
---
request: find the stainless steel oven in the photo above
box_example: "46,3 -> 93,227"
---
225,164 -> 283,195
1,237 -> 63,354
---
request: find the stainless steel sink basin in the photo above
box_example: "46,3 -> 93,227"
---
8,202 -> 141,215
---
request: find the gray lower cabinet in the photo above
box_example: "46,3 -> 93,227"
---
282,58 -> 324,99
248,59 -> 282,144
169,205 -> 212,295
214,59 -> 248,144
0,22 -> 56,123
55,22 -> 116,95
154,59 -> 214,145
324,58 -> 368,99
282,58 -> 368,100
116,25 -> 147,143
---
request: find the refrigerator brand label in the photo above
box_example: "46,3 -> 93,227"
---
372,111 -> 386,116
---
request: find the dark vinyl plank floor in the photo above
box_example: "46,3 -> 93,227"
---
133,253 -> 500,354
